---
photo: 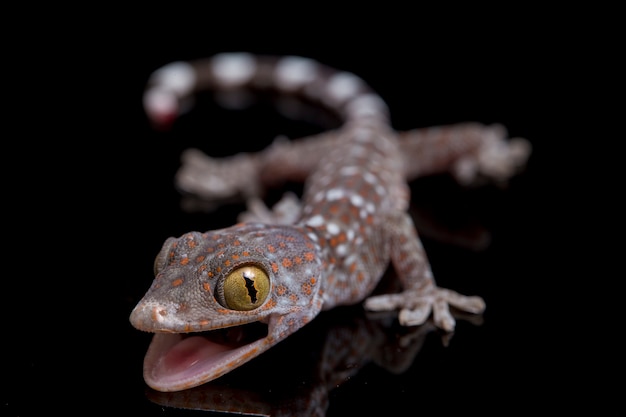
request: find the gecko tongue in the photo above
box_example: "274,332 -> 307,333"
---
143,323 -> 269,391
162,336 -> 232,374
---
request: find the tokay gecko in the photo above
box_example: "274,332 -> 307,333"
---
130,53 -> 531,392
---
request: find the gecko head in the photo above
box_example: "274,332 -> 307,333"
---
129,222 -> 325,392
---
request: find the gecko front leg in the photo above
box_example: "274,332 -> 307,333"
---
364,211 -> 485,331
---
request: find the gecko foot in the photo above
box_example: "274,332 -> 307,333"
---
364,287 -> 485,332
238,192 -> 303,225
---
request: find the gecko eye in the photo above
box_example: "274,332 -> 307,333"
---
220,265 -> 270,310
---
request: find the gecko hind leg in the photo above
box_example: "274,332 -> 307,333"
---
452,124 -> 532,186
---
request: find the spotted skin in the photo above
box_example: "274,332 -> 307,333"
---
131,53 -> 531,392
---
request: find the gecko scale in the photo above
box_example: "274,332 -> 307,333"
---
130,53 -> 531,392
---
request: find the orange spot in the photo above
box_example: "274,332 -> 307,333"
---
202,282 -> 211,292
172,278 -> 183,287
276,285 -> 287,295
207,247 -> 215,253
330,237 -> 338,247
233,240 -> 241,246
199,319 -> 209,326
188,240 -> 197,248
262,298 -> 277,309
310,277 -> 317,285
242,251 -> 250,257
289,294 -> 298,303
184,324 -> 192,332
337,232 -> 346,243
329,204 -> 339,214
282,258 -> 293,268
302,283 -> 312,295
267,244 -> 276,253
180,257 -> 189,265
304,252 -> 315,262
231,254 -> 239,260
279,241 -> 286,248
224,259 -> 231,267
271,262 -> 279,273
196,255 -> 205,263
294,256 -> 302,264
198,264 -> 207,272
349,263 -> 357,273
357,272 -> 365,282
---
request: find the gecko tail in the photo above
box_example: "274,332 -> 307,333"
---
143,53 -> 389,129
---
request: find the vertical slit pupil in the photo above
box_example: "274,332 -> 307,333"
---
243,276 -> 258,303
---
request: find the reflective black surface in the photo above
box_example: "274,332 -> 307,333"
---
8,15 -> 620,416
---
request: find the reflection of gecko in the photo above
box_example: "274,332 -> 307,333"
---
130,53 -> 531,392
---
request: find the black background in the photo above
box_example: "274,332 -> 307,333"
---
6,7 -> 621,416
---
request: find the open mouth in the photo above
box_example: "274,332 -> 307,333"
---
143,321 -> 269,392
194,321 -> 268,348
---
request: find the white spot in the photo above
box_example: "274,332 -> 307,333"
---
211,53 -> 256,87
339,166 -> 360,176
350,194 -> 364,207
354,128 -> 373,143
348,146 -> 367,158
363,172 -> 378,184
365,202 -> 376,213
143,88 -> 177,120
307,232 -> 319,242
313,191 -> 325,202
326,222 -> 340,235
326,72 -> 363,103
275,56 -> 318,90
326,188 -> 345,201
346,229 -> 355,241
306,214 -> 325,227
336,244 -> 348,257
344,253 -> 357,266
346,93 -> 387,118
150,61 -> 196,95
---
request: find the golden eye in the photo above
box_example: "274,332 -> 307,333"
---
221,265 -> 270,310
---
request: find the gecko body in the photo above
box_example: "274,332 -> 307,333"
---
130,53 -> 531,392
